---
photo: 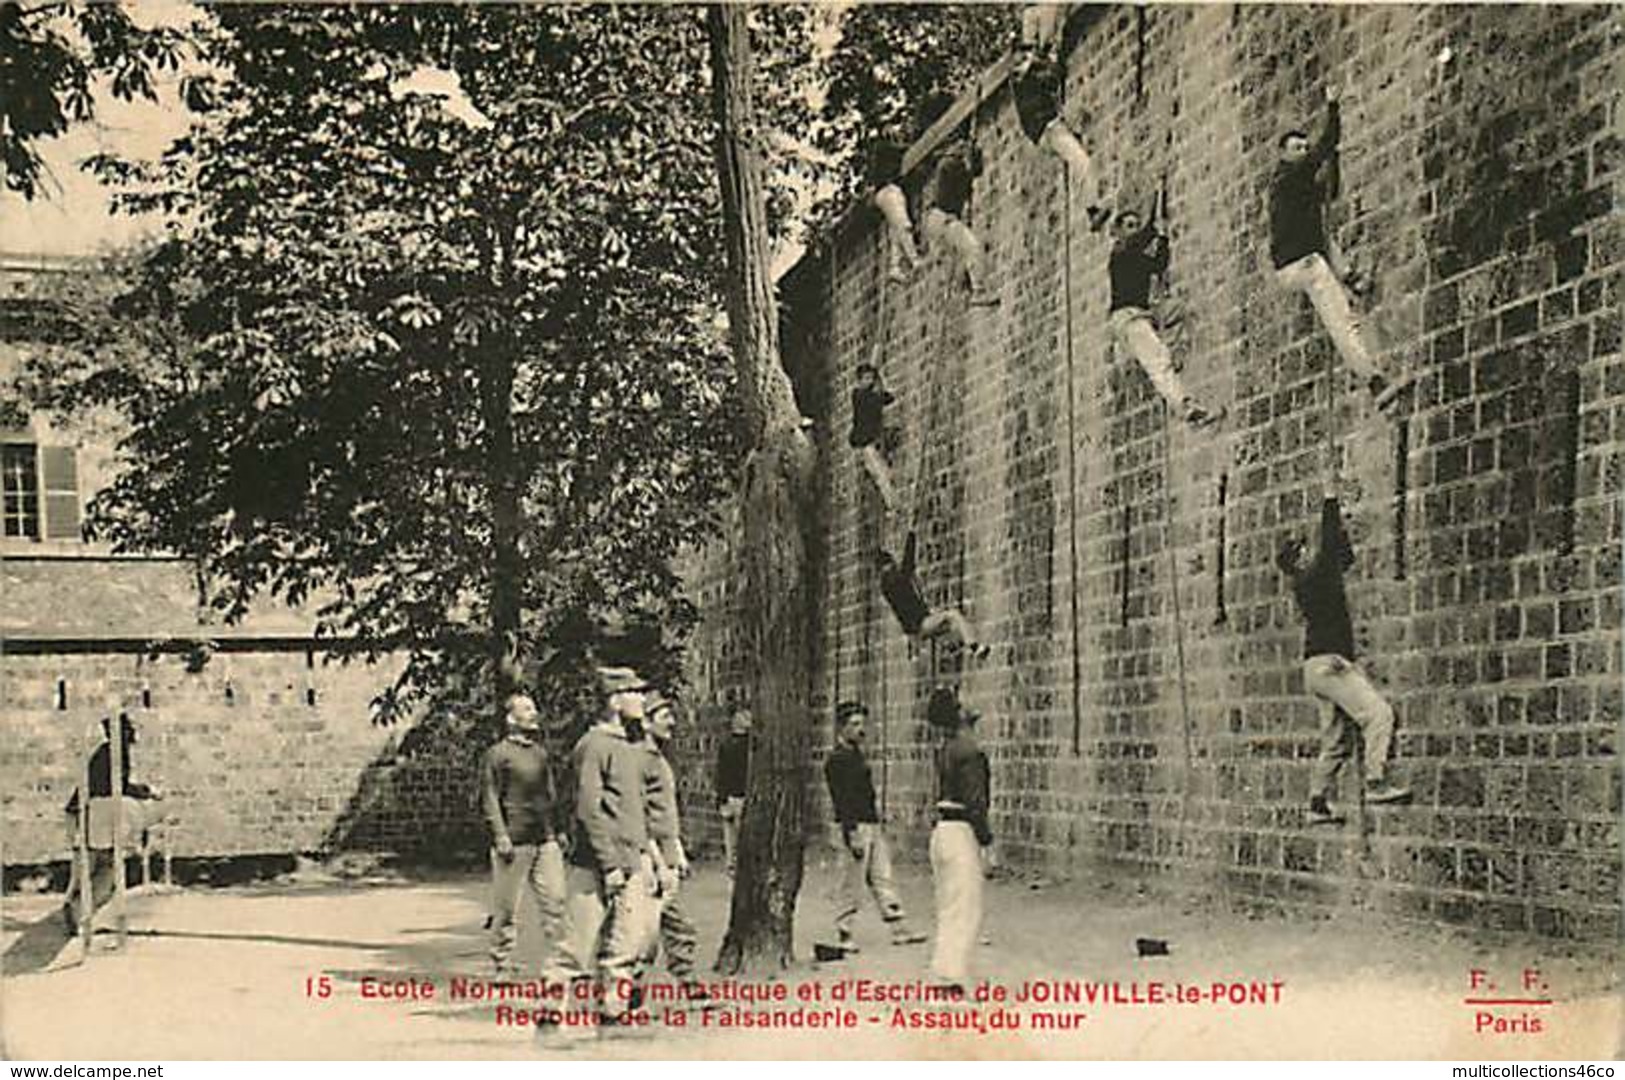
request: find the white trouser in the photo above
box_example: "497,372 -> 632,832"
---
929,821 -> 983,983
1303,654 -> 1397,794
1274,253 -> 1381,381
1110,307 -> 1190,410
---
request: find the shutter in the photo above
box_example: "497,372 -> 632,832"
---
40,446 -> 81,540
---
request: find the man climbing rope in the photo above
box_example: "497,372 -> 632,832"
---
867,138 -> 921,285
878,531 -> 990,660
824,701 -> 928,953
849,354 -> 898,508
1011,24 -> 1110,232
1277,494 -> 1413,825
62,715 -> 162,935
917,91 -> 997,308
1109,197 -> 1222,428
1270,85 -> 1402,412
480,692 -> 564,980
926,688 -> 993,995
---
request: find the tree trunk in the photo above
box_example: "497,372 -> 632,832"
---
482,229 -> 524,697
707,2 -> 818,975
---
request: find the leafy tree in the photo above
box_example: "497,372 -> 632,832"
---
0,0 -> 190,200
15,4 -> 739,719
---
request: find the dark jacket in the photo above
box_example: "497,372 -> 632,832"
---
643,740 -> 683,866
880,531 -> 930,635
936,730 -> 993,847
1290,497 -> 1358,660
480,735 -> 556,847
1013,55 -> 1063,145
715,732 -> 750,802
1109,216 -> 1170,312
824,741 -> 880,837
849,384 -> 895,449
923,140 -> 983,217
1269,101 -> 1341,268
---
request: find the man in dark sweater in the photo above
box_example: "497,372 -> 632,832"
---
1109,200 -> 1221,429
480,692 -> 564,978
1277,496 -> 1412,824
63,715 -> 162,934
714,708 -> 751,877
849,355 -> 898,508
1270,85 -> 1401,412
824,702 -> 926,951
878,531 -> 990,660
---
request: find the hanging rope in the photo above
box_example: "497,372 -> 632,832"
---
1058,49 -> 1085,759
829,239 -> 843,716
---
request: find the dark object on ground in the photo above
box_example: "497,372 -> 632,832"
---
1135,936 -> 1170,957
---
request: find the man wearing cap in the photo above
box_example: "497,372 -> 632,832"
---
926,688 -> 993,994
714,707 -> 752,877
63,714 -> 163,934
480,692 -> 564,978
543,666 -> 658,1033
639,691 -> 704,994
825,701 -> 927,953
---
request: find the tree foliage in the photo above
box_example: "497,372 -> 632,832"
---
0,0 -> 191,200
13,4 -> 740,717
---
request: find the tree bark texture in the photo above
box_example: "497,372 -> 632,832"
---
707,3 -> 819,976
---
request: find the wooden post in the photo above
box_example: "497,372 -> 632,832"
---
109,715 -> 127,949
77,723 -> 94,960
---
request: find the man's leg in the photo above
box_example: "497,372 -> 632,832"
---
1305,686 -> 1356,822
1301,255 -> 1382,383
597,861 -> 656,1025
873,183 -> 920,280
544,862 -> 605,984
721,797 -> 742,876
929,822 -> 981,985
525,840 -> 567,967
941,213 -> 995,306
658,887 -> 700,982
833,827 -> 866,946
1041,120 -> 1095,187
489,845 -> 529,976
1305,655 -> 1409,801
866,829 -> 924,943
1114,312 -> 1219,427
860,445 -> 898,508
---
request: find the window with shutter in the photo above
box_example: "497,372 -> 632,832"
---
40,444 -> 80,540
2,442 -> 40,539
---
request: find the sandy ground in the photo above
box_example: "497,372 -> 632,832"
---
2,856 -> 1619,1061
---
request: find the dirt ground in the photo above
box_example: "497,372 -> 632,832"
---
2,854 -> 1618,1061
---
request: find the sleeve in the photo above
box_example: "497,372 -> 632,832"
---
480,749 -> 509,844
1309,100 -> 1341,166
825,755 -> 856,834
576,740 -> 622,873
901,530 -> 918,575
715,742 -> 729,805
966,751 -> 993,847
1319,496 -> 1355,572
880,388 -> 895,406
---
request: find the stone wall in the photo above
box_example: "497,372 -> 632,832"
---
679,3 -> 1623,940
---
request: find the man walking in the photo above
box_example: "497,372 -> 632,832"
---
824,701 -> 927,953
480,692 -> 564,979
640,691 -> 706,996
1277,493 -> 1413,824
541,666 -> 657,1038
1270,85 -> 1401,411
714,708 -> 751,876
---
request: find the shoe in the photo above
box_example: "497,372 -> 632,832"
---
890,928 -> 928,946
1087,205 -> 1111,232
1370,375 -> 1406,413
929,982 -> 966,1001
1365,782 -> 1413,805
968,642 -> 992,662
837,932 -> 861,955
969,290 -> 1000,309
682,981 -> 712,1002
1306,799 -> 1344,826
1184,402 -> 1223,430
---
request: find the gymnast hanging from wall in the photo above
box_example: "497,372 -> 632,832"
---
917,90 -> 998,309
1011,4 -> 1111,232
849,348 -> 898,509
1269,84 -> 1404,413
878,531 -> 991,662
1108,193 -> 1223,429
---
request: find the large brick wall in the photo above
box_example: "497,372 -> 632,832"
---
680,4 -> 1623,940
